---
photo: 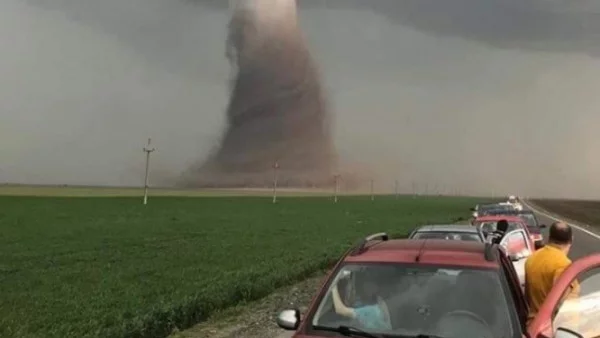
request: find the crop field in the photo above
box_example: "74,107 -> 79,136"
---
0,192 -> 487,337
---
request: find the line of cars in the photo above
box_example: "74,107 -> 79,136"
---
275,196 -> 600,338
407,197 -> 547,291
471,200 -> 546,249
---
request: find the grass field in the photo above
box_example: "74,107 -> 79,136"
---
532,199 -> 600,228
0,193 -> 487,337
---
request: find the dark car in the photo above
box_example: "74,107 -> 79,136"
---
471,203 -> 515,218
408,224 -> 485,242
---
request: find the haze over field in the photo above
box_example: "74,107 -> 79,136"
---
1,0 -> 600,198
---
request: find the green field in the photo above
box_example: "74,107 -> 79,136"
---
0,194 -> 486,337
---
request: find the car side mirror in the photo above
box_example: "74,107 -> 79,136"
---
276,309 -> 301,331
539,224 -> 547,229
555,327 -> 583,338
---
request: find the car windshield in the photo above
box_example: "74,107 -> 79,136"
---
518,214 -> 537,228
475,221 -> 521,233
479,204 -> 503,211
309,263 -> 515,338
411,231 -> 482,242
479,206 -> 514,216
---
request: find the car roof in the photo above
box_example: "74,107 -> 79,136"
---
479,203 -> 507,208
414,224 -> 480,233
474,215 -> 525,222
488,209 -> 533,215
344,239 -> 498,268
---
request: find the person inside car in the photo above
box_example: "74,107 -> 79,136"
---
331,269 -> 391,331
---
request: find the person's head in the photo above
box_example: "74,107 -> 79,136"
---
496,219 -> 509,233
548,222 -> 573,252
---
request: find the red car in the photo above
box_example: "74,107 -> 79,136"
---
276,233 -> 600,338
473,215 -> 538,251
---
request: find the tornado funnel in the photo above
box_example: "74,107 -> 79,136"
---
181,0 -> 337,187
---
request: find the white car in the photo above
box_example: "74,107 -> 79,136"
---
505,195 -> 523,211
480,223 -> 532,291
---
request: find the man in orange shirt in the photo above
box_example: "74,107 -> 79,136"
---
524,222 -> 580,324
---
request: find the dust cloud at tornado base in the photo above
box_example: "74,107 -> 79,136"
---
1,0 -> 600,198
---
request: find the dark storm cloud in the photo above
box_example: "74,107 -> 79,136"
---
2,0 -> 600,198
200,0 -> 600,56
301,0 -> 600,56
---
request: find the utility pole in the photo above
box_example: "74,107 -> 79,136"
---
142,138 -> 155,205
333,174 -> 340,203
395,180 -> 399,199
370,179 -> 374,201
412,181 -> 416,198
272,160 -> 279,204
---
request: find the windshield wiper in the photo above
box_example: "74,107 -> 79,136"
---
312,325 -> 384,338
414,335 -> 447,338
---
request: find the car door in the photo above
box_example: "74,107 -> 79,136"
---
500,229 -> 532,291
528,253 -> 600,338
500,229 -> 532,258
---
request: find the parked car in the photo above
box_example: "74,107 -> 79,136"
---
276,232 -> 600,338
482,209 -> 547,248
504,195 -> 524,211
474,213 -> 544,249
410,223 -> 528,288
471,203 -> 515,218
408,224 -> 485,242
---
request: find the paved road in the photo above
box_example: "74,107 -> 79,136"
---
275,202 -> 600,338
522,201 -> 600,261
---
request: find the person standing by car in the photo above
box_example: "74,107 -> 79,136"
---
524,222 -> 580,323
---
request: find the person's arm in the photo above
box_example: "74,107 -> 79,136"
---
332,284 -> 356,318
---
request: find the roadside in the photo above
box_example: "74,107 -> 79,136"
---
175,218 -> 471,338
527,199 -> 600,235
170,274 -> 325,338
523,199 -> 600,261
174,199 -> 599,338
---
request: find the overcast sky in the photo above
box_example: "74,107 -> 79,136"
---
2,0 -> 600,198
